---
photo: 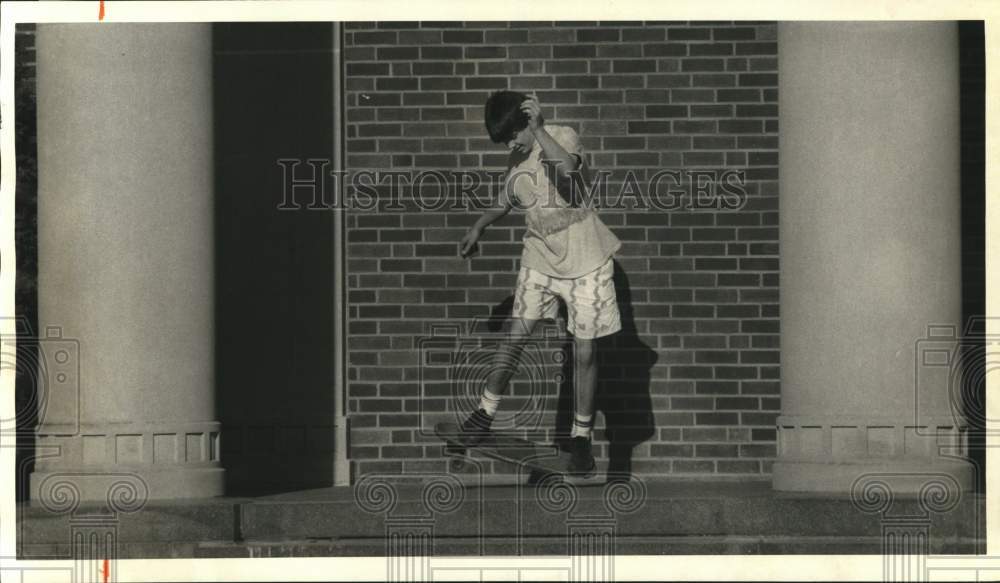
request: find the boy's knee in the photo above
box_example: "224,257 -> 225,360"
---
500,327 -> 533,355
574,338 -> 596,365
503,335 -> 530,354
505,317 -> 536,338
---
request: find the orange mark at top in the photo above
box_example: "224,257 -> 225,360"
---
99,0 -> 105,20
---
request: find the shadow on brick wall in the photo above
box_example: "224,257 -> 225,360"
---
568,260 -> 657,482
597,261 -> 657,481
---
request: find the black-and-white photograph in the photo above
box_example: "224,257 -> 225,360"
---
3,2 -> 993,581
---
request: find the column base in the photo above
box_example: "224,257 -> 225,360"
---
30,466 -> 225,508
30,421 -> 226,504
772,457 -> 975,494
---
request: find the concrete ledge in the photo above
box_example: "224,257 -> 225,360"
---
19,536 -> 983,559
18,499 -> 243,560
17,481 -> 985,559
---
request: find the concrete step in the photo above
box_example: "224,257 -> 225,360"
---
18,480 -> 985,559
19,535 -> 983,559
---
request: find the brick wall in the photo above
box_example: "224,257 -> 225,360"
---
342,21 -> 781,479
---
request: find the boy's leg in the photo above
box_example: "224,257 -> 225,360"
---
481,316 -> 540,402
565,259 -> 620,425
459,317 -> 540,442
565,334 -> 598,478
570,337 -> 597,439
462,266 -> 556,437
561,259 -> 620,476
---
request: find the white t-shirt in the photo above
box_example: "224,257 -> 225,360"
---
507,125 -> 621,279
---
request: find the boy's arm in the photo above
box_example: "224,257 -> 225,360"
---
531,126 -> 580,178
535,127 -> 592,208
521,95 -> 583,179
469,196 -> 512,232
522,96 -> 591,206
460,180 -> 515,257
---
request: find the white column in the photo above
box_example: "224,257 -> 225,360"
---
31,24 -> 223,501
774,22 -> 973,493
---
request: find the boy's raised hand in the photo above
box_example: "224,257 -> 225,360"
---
459,227 -> 481,258
521,93 -> 544,131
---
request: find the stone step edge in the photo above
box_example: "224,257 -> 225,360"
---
19,535 -> 986,559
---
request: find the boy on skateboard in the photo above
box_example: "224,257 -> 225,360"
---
456,90 -> 622,479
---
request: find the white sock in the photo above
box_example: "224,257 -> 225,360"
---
479,389 -> 501,417
570,413 -> 594,439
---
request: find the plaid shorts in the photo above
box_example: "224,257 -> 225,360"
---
512,258 -> 621,340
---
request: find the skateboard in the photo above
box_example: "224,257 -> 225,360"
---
434,421 -> 585,484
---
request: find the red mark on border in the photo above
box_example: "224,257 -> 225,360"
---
99,0 -> 105,20
101,559 -> 109,582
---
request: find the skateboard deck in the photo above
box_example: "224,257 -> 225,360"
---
434,421 -> 574,480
